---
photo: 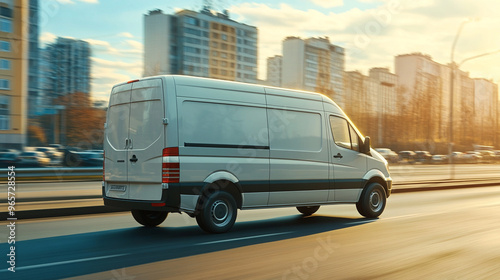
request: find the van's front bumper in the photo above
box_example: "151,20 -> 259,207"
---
386,178 -> 393,197
103,186 -> 180,212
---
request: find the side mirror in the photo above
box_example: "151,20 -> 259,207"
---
362,136 -> 371,155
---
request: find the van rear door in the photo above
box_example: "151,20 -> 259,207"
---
104,79 -> 165,201
127,79 -> 165,200
105,83 -> 132,199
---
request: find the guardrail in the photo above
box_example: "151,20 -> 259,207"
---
3,167 -> 102,182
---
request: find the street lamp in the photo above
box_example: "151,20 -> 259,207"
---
449,18 -> 500,179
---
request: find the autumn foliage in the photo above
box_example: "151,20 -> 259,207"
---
54,92 -> 106,149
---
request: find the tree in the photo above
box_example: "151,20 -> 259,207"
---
54,92 -> 106,149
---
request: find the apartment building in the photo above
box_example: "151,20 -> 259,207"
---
281,36 -> 345,106
143,8 -> 258,83
0,0 -> 28,149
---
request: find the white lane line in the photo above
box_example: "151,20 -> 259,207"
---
2,253 -> 127,272
196,231 -> 293,246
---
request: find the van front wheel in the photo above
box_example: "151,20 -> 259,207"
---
356,182 -> 387,218
131,210 -> 168,227
296,206 -> 320,216
196,191 -> 237,233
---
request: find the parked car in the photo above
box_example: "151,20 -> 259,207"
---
476,150 -> 495,163
36,147 -> 64,164
49,143 -> 65,151
414,151 -> 432,163
63,150 -> 103,167
18,151 -> 51,167
463,151 -> 482,163
374,148 -> 399,163
0,152 -> 21,167
451,151 -> 464,163
431,154 -> 447,164
494,151 -> 500,162
398,151 -> 416,163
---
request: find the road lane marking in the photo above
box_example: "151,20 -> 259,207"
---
196,231 -> 293,246
0,253 -> 127,272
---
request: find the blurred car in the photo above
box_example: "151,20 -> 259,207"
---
18,151 -> 51,167
431,154 -> 447,164
494,151 -> 500,162
49,143 -> 65,151
414,151 -> 432,163
398,151 -> 416,163
63,150 -> 103,167
451,151 -> 464,163
0,152 -> 21,167
36,147 -> 64,164
463,151 -> 482,163
374,148 -> 399,163
476,150 -> 495,163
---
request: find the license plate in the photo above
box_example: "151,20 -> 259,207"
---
110,185 -> 127,192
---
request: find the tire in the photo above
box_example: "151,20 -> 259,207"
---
196,191 -> 237,233
296,206 -> 320,216
356,182 -> 387,218
131,210 -> 168,227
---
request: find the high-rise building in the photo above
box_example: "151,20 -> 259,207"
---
395,53 -> 478,150
473,78 -> 498,146
43,37 -> 91,98
143,8 -> 258,83
28,0 -> 39,117
343,68 -> 397,146
266,55 -> 281,87
281,36 -> 345,106
0,0 -> 29,149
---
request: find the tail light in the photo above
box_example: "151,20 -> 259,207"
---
162,147 -> 179,183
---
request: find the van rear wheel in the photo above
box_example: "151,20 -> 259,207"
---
196,191 -> 237,233
356,182 -> 387,218
296,206 -> 320,216
131,210 -> 168,227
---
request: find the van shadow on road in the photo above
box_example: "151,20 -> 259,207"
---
4,215 -> 376,280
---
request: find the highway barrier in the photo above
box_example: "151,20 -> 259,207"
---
2,167 -> 102,182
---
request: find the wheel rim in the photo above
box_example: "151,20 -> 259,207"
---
369,189 -> 384,213
211,199 -> 231,226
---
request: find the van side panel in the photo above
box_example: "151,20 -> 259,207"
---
175,82 -> 270,209
266,89 -> 329,205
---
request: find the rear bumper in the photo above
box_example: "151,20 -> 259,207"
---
103,185 -> 180,212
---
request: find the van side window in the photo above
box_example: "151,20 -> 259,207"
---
330,116 -> 360,152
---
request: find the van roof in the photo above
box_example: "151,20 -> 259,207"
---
115,75 -> 342,110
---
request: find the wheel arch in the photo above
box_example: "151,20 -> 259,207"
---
197,172 -> 243,211
363,169 -> 390,198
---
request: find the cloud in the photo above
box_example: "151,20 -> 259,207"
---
228,0 -> 500,83
85,38 -> 142,58
40,32 -> 57,46
309,0 -> 344,9
118,32 -> 134,38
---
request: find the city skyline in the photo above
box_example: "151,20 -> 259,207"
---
39,0 -> 500,103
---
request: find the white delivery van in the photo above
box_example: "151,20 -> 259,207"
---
103,75 -> 392,233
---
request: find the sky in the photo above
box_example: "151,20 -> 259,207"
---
40,0 -> 500,103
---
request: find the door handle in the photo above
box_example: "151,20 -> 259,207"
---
334,153 -> 343,159
125,138 -> 129,149
130,155 -> 138,163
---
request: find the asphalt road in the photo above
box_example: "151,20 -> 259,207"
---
1,185 -> 500,279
